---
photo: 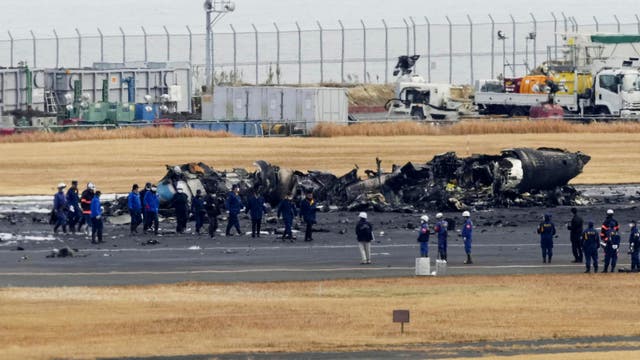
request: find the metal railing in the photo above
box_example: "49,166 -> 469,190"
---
2,13 -> 640,86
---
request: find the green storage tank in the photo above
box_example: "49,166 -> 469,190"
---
106,103 -> 136,123
81,103 -> 108,123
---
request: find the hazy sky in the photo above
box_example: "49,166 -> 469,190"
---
1,0 -> 639,36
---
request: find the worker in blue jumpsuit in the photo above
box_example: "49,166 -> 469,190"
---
66,180 -> 81,233
191,190 -> 206,235
143,186 -> 160,235
581,221 -> 600,273
537,214 -> 556,263
246,189 -> 266,238
299,190 -> 317,242
277,193 -> 297,242
417,215 -> 430,257
461,211 -> 473,264
127,184 -> 142,235
629,220 -> 640,272
225,184 -> 243,236
434,213 -> 448,261
53,183 -> 68,234
603,230 -> 621,273
90,190 -> 103,244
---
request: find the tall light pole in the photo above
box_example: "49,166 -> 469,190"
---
205,0 -> 236,91
497,30 -> 507,78
524,32 -> 536,73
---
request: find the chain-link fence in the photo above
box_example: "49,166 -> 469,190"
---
2,14 -> 640,87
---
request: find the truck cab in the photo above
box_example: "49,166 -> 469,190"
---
594,68 -> 640,117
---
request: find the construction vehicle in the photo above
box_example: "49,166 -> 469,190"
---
475,34 -> 640,118
385,55 -> 474,120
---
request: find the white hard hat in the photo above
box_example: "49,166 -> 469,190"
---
87,182 -> 95,190
462,211 -> 471,217
57,182 -> 66,189
176,184 -> 184,192
607,209 -> 614,215
436,213 -> 443,219
359,212 -> 368,219
421,215 -> 429,223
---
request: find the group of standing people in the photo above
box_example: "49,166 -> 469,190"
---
356,210 -> 474,265
416,211 -> 474,264
126,183 -> 160,236
221,185 -> 317,241
126,183 -> 318,241
53,181 -> 640,272
538,208 -> 640,273
52,181 -> 103,244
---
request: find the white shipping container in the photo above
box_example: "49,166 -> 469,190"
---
209,86 -> 348,130
0,68 -> 46,112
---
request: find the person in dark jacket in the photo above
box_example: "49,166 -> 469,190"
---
225,185 -> 243,236
90,190 -> 103,244
246,190 -> 266,238
127,184 -> 142,235
203,193 -> 221,238
604,230 -> 621,273
537,214 -> 556,263
144,186 -> 160,235
567,207 -> 584,263
629,220 -> 640,272
434,213 -> 448,261
299,191 -> 317,242
461,211 -> 473,264
140,182 -> 152,232
79,182 -> 95,235
66,180 -> 81,233
355,212 -> 373,264
172,185 -> 190,234
417,215 -> 430,257
277,193 -> 297,241
53,183 -> 68,234
191,190 -> 206,235
581,221 -> 600,273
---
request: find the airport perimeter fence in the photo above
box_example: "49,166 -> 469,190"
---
2,13 -> 640,87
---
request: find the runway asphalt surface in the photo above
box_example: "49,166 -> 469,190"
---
1,188 -> 639,287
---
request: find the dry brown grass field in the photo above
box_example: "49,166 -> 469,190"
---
1,275 -> 640,359
0,132 -> 638,195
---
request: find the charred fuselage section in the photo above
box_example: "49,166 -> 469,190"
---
139,148 -> 589,214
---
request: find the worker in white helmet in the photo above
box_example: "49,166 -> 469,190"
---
461,211 -> 473,264
434,213 -> 449,261
600,209 -> 619,248
417,215 -> 430,257
52,182 -> 68,234
172,184 -> 190,234
355,212 -> 373,264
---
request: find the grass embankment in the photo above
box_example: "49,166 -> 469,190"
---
0,127 -> 231,143
0,133 -> 639,195
311,119 -> 640,137
1,275 -> 640,358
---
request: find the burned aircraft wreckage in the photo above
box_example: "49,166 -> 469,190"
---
117,148 -> 590,214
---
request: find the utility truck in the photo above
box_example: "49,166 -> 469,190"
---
475,34 -> 640,118
385,55 -> 474,120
